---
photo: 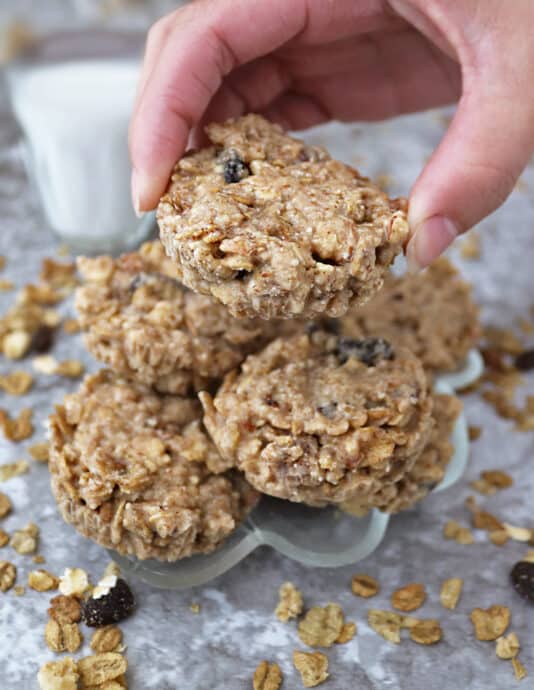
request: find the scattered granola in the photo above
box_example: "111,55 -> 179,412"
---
13,584 -> 25,596
391,583 -> 426,612
82,577 -> 135,627
293,651 -> 329,688
77,652 -> 127,687
298,604 -> 344,648
58,568 -> 90,598
0,408 -> 33,441
489,530 -> 510,546
37,657 -> 79,690
0,560 -> 16,591
33,555 -> 46,564
45,618 -> 83,653
335,622 -> 357,644
190,603 -> 200,614
496,632 -> 520,659
0,460 -> 29,482
0,370 -> 33,395
0,279 -> 14,291
28,441 -> 50,463
63,318 -> 81,334
510,561 -> 534,602
459,231 -> 480,260
351,574 -> 379,598
0,492 -> 12,518
443,520 -> 474,544
48,595 -> 82,624
33,356 -> 84,378
90,626 -> 123,653
253,660 -> 283,690
440,578 -> 463,610
503,524 -> 534,543
471,470 -> 513,495
11,522 -> 39,554
470,605 -> 510,641
409,619 -> 442,645
468,425 -> 482,441
368,610 -> 403,644
472,510 -> 504,532
28,570 -> 59,592
0,529 -> 9,547
275,582 -> 303,622
512,657 -> 528,681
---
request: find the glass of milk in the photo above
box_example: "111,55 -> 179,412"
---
6,30 -> 154,254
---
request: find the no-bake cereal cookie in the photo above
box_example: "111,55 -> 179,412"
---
48,370 -> 258,561
201,331 -> 433,506
336,258 -> 480,374
157,114 -> 409,320
75,241 -> 299,394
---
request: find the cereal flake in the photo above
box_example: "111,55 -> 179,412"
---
253,660 -> 283,690
470,605 -> 510,641
275,581 -> 303,622
440,578 -> 463,610
293,651 -> 329,688
391,583 -> 426,612
298,603 -> 344,647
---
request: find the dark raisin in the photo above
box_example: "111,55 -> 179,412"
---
81,578 -> 135,627
335,337 -> 394,367
30,325 -> 56,353
515,349 -> 534,371
317,402 -> 337,418
510,561 -> 534,603
222,150 -> 249,183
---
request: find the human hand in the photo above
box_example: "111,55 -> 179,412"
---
129,0 -> 534,269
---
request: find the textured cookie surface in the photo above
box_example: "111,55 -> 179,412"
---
48,370 -> 258,562
158,114 -> 409,319
76,241 -> 299,394
337,258 -> 480,373
201,331 -> 433,505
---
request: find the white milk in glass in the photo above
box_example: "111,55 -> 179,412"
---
9,59 -> 147,252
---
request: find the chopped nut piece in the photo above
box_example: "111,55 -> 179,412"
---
90,626 -> 123,653
0,460 -> 29,481
45,619 -> 83,653
48,595 -> 82,624
391,583 -> 426,612
409,619 -> 442,645
298,603 -> 344,648
368,609 -> 403,644
504,524 -> 534,542
440,578 -> 463,610
37,657 -> 79,690
0,408 -> 33,441
0,529 -> 9,547
0,492 -> 12,518
490,530 -> 510,546
351,573 -> 379,598
470,605 -> 510,641
0,371 -> 33,395
253,660 -> 283,690
63,318 -> 81,334
13,585 -> 25,596
496,632 -> 520,659
443,520 -> 474,544
275,582 -> 303,622
77,653 -> 127,687
472,510 -> 504,532
512,658 -> 528,681
293,651 -> 329,688
11,522 -> 39,554
335,622 -> 357,644
0,560 -> 16,591
468,425 -> 482,441
3,330 -> 31,359
59,567 -> 90,598
28,441 -> 49,463
28,569 -> 59,592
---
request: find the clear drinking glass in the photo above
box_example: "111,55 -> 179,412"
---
6,29 -> 154,254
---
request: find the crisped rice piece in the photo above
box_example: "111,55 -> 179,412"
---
202,331 -> 433,506
158,114 -> 409,320
48,370 -> 258,561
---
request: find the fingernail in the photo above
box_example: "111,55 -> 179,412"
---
406,216 -> 459,272
131,170 -> 145,218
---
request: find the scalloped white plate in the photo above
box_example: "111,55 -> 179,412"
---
111,350 -> 482,589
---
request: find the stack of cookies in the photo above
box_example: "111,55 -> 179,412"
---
48,116 -> 480,563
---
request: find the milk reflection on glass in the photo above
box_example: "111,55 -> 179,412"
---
9,59 -> 149,253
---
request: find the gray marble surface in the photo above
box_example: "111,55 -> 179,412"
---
1,5 -> 534,690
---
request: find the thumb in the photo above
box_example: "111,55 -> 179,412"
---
406,57 -> 534,269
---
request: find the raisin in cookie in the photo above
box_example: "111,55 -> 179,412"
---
341,392 -> 462,515
336,258 -> 480,374
76,241 -> 299,395
49,370 -> 258,561
157,114 -> 409,320
201,331 -> 433,506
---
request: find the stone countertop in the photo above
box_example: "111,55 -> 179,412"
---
1,6 -> 534,690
